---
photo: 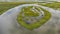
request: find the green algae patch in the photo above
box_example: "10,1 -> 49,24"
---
17,6 -> 51,30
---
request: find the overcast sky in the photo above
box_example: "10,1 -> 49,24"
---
0,0 -> 59,2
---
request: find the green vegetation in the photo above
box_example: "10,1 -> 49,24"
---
17,6 -> 51,30
0,2 -> 59,15
0,2 -> 37,15
0,2 -> 20,15
22,6 -> 39,17
40,2 -> 60,10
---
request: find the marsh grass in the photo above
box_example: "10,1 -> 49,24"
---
0,2 -> 37,15
17,6 -> 51,30
40,2 -> 60,10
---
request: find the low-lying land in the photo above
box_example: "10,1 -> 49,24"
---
40,2 -> 60,10
0,2 -> 36,15
0,2 -> 59,15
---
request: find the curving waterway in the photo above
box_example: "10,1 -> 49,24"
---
0,4 -> 60,34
